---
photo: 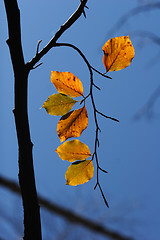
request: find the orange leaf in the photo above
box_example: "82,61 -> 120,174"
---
65,160 -> 94,186
55,139 -> 91,162
57,106 -> 88,142
102,36 -> 135,72
51,71 -> 83,97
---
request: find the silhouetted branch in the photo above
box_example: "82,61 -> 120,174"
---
26,0 -> 88,70
54,42 -> 111,79
4,0 -> 90,239
53,42 -> 119,206
91,66 -> 112,79
96,110 -> 120,122
4,0 -> 42,239
0,176 -> 134,240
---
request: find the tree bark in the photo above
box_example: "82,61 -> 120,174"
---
4,0 -> 42,239
4,0 -> 88,239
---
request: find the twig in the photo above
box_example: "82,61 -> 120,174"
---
36,40 -> 42,55
26,0 -> 88,69
32,62 -> 43,70
98,183 -> 109,208
96,110 -> 120,122
91,66 -> 112,79
53,41 -> 120,207
93,82 -> 101,90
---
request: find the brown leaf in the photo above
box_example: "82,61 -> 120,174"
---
51,71 -> 83,97
102,36 -> 135,72
57,106 -> 88,142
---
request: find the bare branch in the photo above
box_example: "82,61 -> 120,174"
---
36,40 -> 42,55
106,2 -> 160,37
93,82 -> 101,90
32,62 -> 43,70
98,183 -> 109,208
0,175 -> 134,240
53,42 -> 116,207
96,110 -> 120,122
91,66 -> 112,79
26,0 -> 88,70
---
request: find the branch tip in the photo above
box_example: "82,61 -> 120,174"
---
99,167 -> 108,174
93,82 -> 101,91
98,184 -> 109,208
36,40 -> 42,55
97,110 -> 119,122
32,62 -> 43,70
94,183 -> 98,190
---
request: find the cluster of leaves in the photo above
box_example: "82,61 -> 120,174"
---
43,71 -> 93,186
42,36 -> 135,204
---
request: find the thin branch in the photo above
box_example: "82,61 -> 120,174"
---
53,42 -> 120,207
133,85 -> 160,120
93,82 -> 101,90
98,183 -> 109,208
131,30 -> 160,46
96,110 -> 120,122
26,0 -> 88,70
48,42 -> 112,79
99,166 -> 108,174
106,2 -> 160,37
91,66 -> 112,79
0,176 -> 134,240
36,40 -> 42,55
32,62 -> 43,70
54,42 -> 93,69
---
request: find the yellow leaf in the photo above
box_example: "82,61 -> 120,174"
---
57,106 -> 88,142
102,36 -> 135,72
51,71 -> 83,97
42,93 -> 77,116
65,160 -> 94,186
56,139 -> 91,162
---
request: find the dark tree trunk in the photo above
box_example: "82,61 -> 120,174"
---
4,0 -> 42,239
4,0 -> 88,239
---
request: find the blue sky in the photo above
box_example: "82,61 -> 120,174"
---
0,0 -> 160,239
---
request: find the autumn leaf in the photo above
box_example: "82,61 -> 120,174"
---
42,93 -> 77,116
56,139 -> 91,162
57,106 -> 88,142
51,71 -> 83,97
102,36 -> 135,72
65,160 -> 94,186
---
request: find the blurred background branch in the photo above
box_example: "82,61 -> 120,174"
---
0,175 -> 133,240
